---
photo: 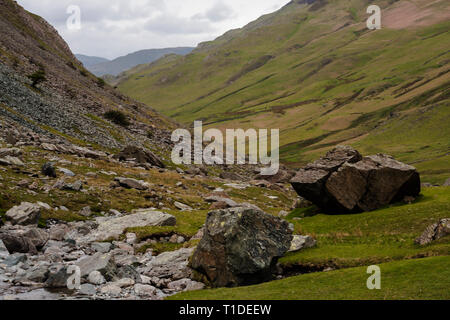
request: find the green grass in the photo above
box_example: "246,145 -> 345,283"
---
170,256 -> 450,300
170,187 -> 450,300
281,187 -> 450,268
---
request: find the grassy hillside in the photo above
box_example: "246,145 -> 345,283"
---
169,186 -> 450,300
170,256 -> 450,300
117,0 -> 450,183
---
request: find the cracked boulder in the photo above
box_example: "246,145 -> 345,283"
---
190,207 -> 293,288
5,202 -> 41,226
290,146 -> 421,213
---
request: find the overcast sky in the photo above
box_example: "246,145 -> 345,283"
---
16,0 -> 290,60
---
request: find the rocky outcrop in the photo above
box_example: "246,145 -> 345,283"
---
5,202 -> 41,226
190,207 -> 293,287
415,219 -> 450,245
290,146 -> 421,213
113,146 -> 165,168
78,209 -> 176,242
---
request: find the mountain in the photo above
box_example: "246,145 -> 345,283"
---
0,0 -> 177,158
85,47 -> 194,77
117,0 -> 450,184
75,54 -> 110,68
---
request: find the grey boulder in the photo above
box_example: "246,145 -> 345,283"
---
76,253 -> 118,281
190,207 -> 293,287
5,202 -> 41,226
291,146 -> 421,213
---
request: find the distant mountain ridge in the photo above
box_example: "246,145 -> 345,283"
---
0,0 -> 176,155
75,54 -> 110,68
81,47 -> 194,76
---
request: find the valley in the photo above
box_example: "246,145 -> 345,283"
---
0,0 -> 448,302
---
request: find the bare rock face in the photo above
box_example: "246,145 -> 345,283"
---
114,146 -> 165,168
415,219 -> 450,246
78,209 -> 176,242
190,207 -> 293,288
290,146 -> 421,213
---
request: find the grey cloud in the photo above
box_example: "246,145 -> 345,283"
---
204,2 -> 236,22
144,14 -> 214,35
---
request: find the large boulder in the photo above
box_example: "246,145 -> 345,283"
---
5,202 -> 41,225
190,207 -> 293,288
290,146 -> 421,213
114,146 -> 165,168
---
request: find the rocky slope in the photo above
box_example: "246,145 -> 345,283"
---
0,0 -> 176,159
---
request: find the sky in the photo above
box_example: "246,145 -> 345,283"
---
16,0 -> 290,60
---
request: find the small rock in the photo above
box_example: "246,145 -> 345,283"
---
58,168 -> 75,177
278,210 -> 289,218
0,239 -> 10,259
289,235 -> 317,252
88,271 -> 106,285
443,178 -> 450,187
3,253 -> 27,267
42,162 -> 57,178
100,284 -> 122,297
114,278 -> 135,288
79,283 -> 96,295
167,278 -> 205,292
0,156 -> 24,166
36,202 -> 52,210
79,206 -> 92,217
114,177 -> 149,190
76,253 -> 118,281
126,233 -> 137,245
91,242 -> 112,254
415,218 -> 450,245
134,284 -> 157,298
45,265 -> 69,288
174,201 -> 193,211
